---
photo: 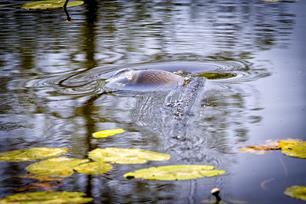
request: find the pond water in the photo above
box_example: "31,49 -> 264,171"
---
0,0 -> 305,203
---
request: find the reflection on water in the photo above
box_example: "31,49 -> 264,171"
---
0,0 -> 305,203
0,0 -> 297,71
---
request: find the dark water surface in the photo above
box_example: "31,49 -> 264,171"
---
0,0 -> 306,203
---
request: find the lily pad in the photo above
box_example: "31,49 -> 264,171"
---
0,191 -> 92,204
0,147 -> 68,162
278,139 -> 306,159
22,0 -> 84,10
240,139 -> 306,159
26,157 -> 89,177
74,162 -> 112,175
92,128 -> 125,139
284,185 -> 306,201
195,72 -> 236,80
240,141 -> 280,154
124,165 -> 225,180
88,148 -> 170,164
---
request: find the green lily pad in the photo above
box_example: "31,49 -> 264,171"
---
278,139 -> 306,159
22,0 -> 84,10
124,165 -> 225,180
92,128 -> 125,139
0,191 -> 92,204
26,157 -> 89,177
284,185 -> 306,201
88,148 -> 170,164
0,147 -> 68,162
74,162 -> 112,175
195,72 -> 236,80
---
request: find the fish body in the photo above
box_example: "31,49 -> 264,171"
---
105,69 -> 184,91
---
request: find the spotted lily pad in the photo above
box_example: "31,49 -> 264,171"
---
0,147 -> 68,162
88,148 -> 170,164
124,165 -> 225,180
26,157 -> 89,177
74,162 -> 112,175
284,185 -> 306,201
0,191 -> 92,204
22,0 -> 84,10
278,139 -> 306,159
92,128 -> 125,139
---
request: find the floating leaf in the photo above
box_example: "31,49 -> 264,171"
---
240,139 -> 306,159
26,157 -> 88,177
92,128 -> 125,139
278,139 -> 306,159
284,185 -> 306,201
195,72 -> 236,80
240,141 -> 280,154
88,148 -> 170,164
124,165 -> 225,180
0,147 -> 68,162
0,191 -> 92,204
74,162 -> 112,175
22,0 -> 84,10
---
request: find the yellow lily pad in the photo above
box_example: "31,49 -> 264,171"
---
22,0 -> 84,10
124,165 -> 225,180
92,128 -> 125,139
0,147 -> 68,162
26,157 -> 89,177
284,185 -> 306,201
0,191 -> 92,204
74,162 -> 112,175
88,148 -> 170,164
278,139 -> 306,159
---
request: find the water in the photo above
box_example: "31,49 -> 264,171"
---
0,0 -> 305,203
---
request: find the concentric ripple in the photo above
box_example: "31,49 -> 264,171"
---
23,60 -> 268,96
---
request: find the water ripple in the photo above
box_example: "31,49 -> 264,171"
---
21,60 -> 268,96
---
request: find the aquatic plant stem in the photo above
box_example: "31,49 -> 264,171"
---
63,0 -> 71,21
